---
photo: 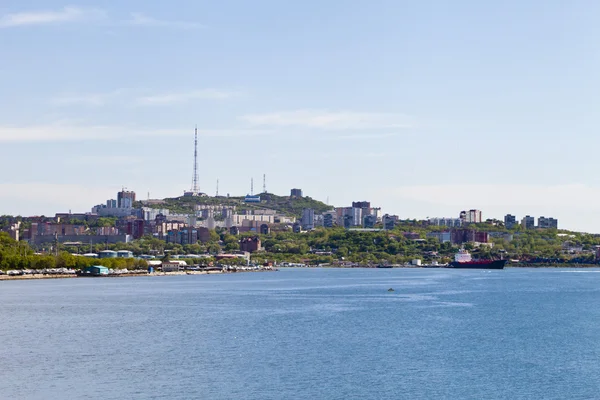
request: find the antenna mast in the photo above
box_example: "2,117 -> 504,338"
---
191,125 -> 199,194
216,179 -> 219,197
263,174 -> 266,193
251,178 -> 254,196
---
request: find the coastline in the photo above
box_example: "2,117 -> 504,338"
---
0,269 -> 274,281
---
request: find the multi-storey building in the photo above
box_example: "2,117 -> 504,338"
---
460,209 -> 482,224
301,208 -> 315,230
538,216 -> 558,229
504,214 -> 517,229
429,217 -> 462,227
522,215 -> 535,229
117,190 -> 136,208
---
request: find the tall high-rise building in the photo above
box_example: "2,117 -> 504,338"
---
538,216 -> 558,229
504,214 -> 517,229
522,215 -> 535,229
460,209 -> 482,224
117,190 -> 136,208
301,208 -> 315,230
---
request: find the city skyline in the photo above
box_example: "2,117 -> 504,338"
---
2,1 -> 600,232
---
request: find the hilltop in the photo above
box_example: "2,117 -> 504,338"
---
137,192 -> 333,218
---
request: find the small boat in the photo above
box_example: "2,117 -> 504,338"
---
387,288 -> 395,292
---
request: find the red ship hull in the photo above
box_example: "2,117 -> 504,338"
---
447,259 -> 506,269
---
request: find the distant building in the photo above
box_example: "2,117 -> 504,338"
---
522,215 -> 535,229
427,231 -> 451,243
538,216 -> 558,229
229,226 -> 239,235
240,237 -> 261,253
197,227 -> 211,243
343,215 -> 354,229
301,208 -> 315,230
244,195 -> 261,203
383,214 -> 398,230
260,224 -> 270,235
292,222 -> 302,233
451,229 -> 489,245
460,209 -> 482,224
98,250 -> 118,259
323,212 -> 335,228
117,190 -> 136,209
352,201 -> 371,209
504,214 -> 517,229
363,214 -> 377,229
429,217 -> 462,227
290,188 -> 303,197
117,250 -> 133,258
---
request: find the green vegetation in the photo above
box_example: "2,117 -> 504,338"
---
138,192 -> 332,218
0,232 -> 148,271
4,218 -> 600,270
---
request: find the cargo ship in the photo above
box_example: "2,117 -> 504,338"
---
446,249 -> 506,269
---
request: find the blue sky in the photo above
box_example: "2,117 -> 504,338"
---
1,1 -> 600,232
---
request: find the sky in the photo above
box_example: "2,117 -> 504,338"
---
1,0 -> 600,232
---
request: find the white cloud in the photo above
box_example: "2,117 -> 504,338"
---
0,123 -> 271,143
0,7 -> 105,28
135,89 -> 239,105
127,13 -> 204,29
240,110 -> 414,130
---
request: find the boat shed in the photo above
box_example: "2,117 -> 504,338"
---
83,266 -> 109,276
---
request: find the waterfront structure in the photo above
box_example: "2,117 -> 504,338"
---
522,215 -> 535,229
504,214 -> 517,229
116,250 -> 133,258
98,250 -> 118,259
83,265 -> 109,276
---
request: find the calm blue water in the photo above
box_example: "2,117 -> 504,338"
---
1,268 -> 600,399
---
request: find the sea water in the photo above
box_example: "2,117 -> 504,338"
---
1,268 -> 599,399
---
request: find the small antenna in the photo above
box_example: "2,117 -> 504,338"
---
216,179 -> 219,197
251,178 -> 254,196
326,196 -> 329,205
263,174 -> 266,194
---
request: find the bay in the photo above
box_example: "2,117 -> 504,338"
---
1,268 -> 600,399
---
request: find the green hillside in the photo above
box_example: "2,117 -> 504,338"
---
137,192 -> 332,218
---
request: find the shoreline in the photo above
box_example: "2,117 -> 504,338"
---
0,269 -> 274,281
